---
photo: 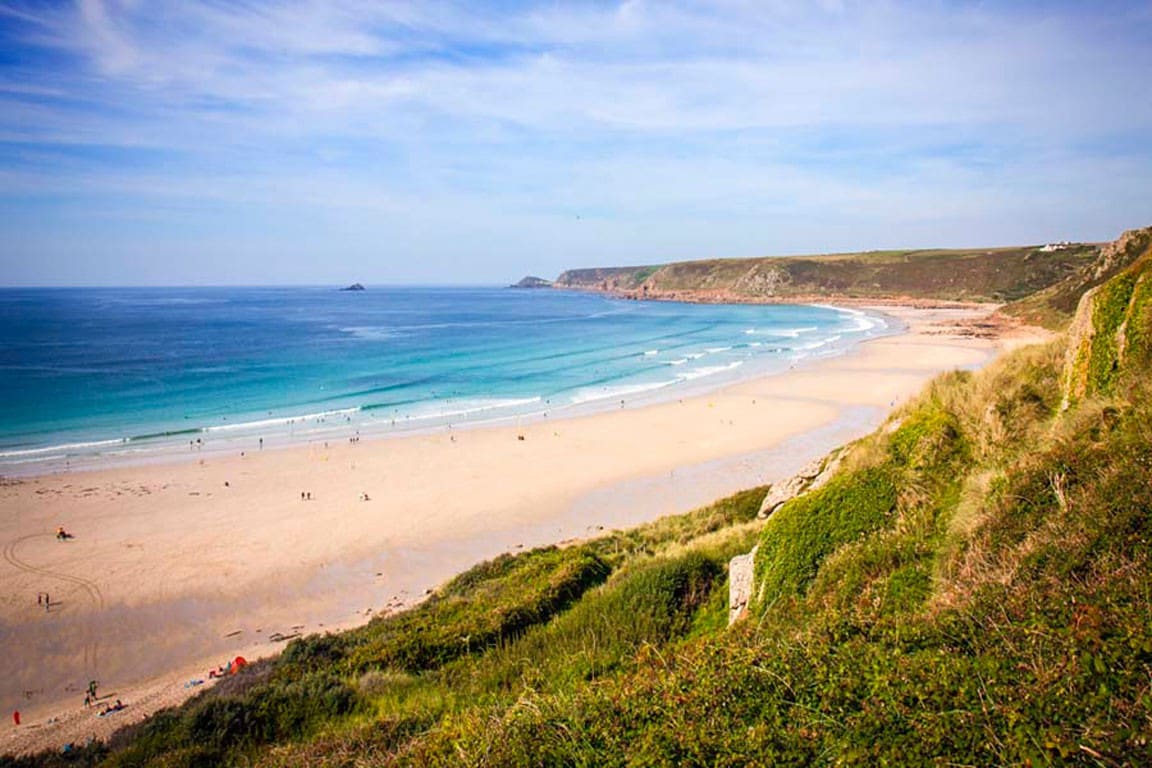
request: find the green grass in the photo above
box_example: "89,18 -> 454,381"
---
754,466 -> 897,605
1086,271 -> 1136,395
341,546 -> 611,675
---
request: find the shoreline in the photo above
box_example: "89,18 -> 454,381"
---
0,299 -> 893,480
1,303 -> 1048,757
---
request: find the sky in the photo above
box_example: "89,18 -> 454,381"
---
1,1 -> 1151,286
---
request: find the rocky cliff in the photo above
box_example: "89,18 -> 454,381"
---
1004,226 -> 1152,328
554,245 -> 1098,305
1061,226 -> 1152,407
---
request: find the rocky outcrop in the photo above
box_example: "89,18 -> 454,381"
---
728,545 -> 758,625
1089,226 -> 1152,283
1061,231 -> 1152,409
1061,286 -> 1101,409
554,266 -> 653,291
732,264 -> 791,297
511,276 -> 553,289
340,283 -> 366,291
758,450 -> 843,518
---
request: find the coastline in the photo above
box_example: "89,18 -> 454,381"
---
1,302 -> 1048,757
0,297 -> 890,480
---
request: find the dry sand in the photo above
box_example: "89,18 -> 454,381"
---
0,304 -> 1048,757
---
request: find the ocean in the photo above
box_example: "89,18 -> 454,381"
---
0,286 -> 892,473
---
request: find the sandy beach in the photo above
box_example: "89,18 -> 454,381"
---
1,303 -> 1046,756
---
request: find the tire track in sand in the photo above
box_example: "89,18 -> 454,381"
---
2,533 -> 105,670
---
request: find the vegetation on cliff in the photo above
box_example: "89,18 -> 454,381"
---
555,244 -> 1098,305
8,231 -> 1152,767
1004,226 -> 1152,329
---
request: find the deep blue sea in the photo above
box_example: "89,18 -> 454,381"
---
0,286 -> 891,473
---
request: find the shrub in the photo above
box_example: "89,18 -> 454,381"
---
755,466 -> 897,606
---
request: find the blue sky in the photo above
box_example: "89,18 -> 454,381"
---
1,0 -> 1151,286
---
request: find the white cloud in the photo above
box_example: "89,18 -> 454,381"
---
1,1 -> 1150,283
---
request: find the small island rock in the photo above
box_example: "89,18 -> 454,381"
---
510,276 -> 553,289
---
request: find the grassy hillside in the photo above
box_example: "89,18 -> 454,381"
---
1003,226 -> 1152,329
555,244 -> 1099,305
9,232 -> 1152,766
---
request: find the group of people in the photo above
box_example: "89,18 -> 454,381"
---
97,699 -> 125,717
81,681 -> 124,715
36,526 -> 73,613
207,656 -> 248,678
207,660 -> 235,679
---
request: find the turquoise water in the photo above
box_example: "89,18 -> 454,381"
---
0,287 -> 891,473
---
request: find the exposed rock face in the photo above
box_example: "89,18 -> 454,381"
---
728,545 -> 758,625
554,266 -> 652,291
1061,285 -> 1101,409
340,283 -> 366,291
1061,229 -> 1152,409
733,264 -> 790,296
758,451 -> 842,518
510,276 -> 554,289
1090,227 -> 1152,282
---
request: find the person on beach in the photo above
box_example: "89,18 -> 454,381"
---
99,700 -> 125,716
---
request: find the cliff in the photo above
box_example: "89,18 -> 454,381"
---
1061,226 -> 1152,406
1004,225 -> 1152,329
554,245 -> 1098,306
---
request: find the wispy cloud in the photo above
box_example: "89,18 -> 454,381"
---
1,1 -> 1150,284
